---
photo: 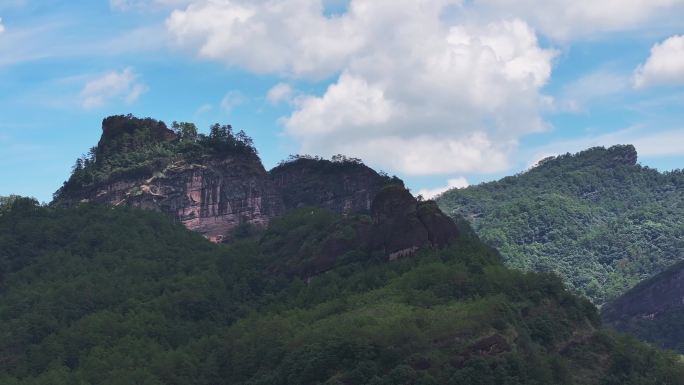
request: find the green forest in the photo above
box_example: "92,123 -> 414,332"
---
1,197 -> 683,385
437,145 -> 684,304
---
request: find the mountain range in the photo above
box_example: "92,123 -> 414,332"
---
0,115 -> 682,384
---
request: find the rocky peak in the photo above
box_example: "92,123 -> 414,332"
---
57,116 -> 456,245
265,186 -> 462,278
370,185 -> 459,260
269,155 -> 399,215
97,114 -> 176,157
534,144 -> 639,171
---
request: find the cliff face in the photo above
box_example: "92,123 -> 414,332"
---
602,260 -> 684,352
264,185 -> 463,278
66,157 -> 282,242
57,116 -> 452,246
55,115 -> 285,241
370,185 -> 459,260
269,157 -> 393,215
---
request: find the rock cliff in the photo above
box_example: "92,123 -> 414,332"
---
54,115 -> 282,241
269,156 -> 395,215
370,185 -> 459,260
602,260 -> 684,352
55,115 -> 459,249
264,185 -> 462,278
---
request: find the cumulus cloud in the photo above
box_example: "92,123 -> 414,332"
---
266,83 -> 293,105
466,0 -> 684,41
167,1 -> 556,176
166,0 -> 362,78
80,67 -> 147,109
633,35 -> 684,88
111,0 -> 193,11
417,177 -> 470,199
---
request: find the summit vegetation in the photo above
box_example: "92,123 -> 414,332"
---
54,115 -> 258,202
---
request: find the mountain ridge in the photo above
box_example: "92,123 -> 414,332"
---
437,144 -> 684,303
53,114 -> 457,260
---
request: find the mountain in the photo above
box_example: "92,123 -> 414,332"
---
1,196 -> 683,384
602,259 -> 684,353
54,115 -> 392,242
437,145 -> 684,304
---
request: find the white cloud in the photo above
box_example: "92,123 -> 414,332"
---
163,0 -> 684,177
166,0 -> 363,78
111,0 -> 193,11
168,1 -> 556,176
80,67 -> 147,109
0,17 -> 5,34
634,35 -> 684,88
466,0 -> 684,41
266,83 -> 293,105
417,177 -> 470,199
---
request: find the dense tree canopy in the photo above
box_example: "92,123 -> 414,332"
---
437,145 -> 684,304
0,198 -> 682,384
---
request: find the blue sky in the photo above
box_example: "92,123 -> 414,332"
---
1,0 -> 683,202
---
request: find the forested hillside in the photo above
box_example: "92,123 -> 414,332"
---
1,197 -> 683,384
437,145 -> 684,304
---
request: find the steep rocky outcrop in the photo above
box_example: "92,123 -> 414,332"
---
55,115 -> 283,241
370,185 -> 459,260
64,158 -> 282,242
602,260 -> 684,352
265,185 -> 462,278
56,115 -> 459,247
269,157 -> 395,215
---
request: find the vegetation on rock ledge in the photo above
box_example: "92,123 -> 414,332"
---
54,115 -> 259,201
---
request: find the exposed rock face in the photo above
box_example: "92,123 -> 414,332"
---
266,186 -> 462,278
58,116 -> 447,244
602,260 -> 684,352
603,262 -> 684,318
370,185 -> 459,260
269,157 -> 393,215
78,158 -> 282,242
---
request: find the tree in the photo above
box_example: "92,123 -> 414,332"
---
172,122 -> 199,141
209,123 -> 233,141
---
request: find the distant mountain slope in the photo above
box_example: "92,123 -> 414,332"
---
602,259 -> 684,353
437,145 -> 684,303
1,197 -> 683,384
